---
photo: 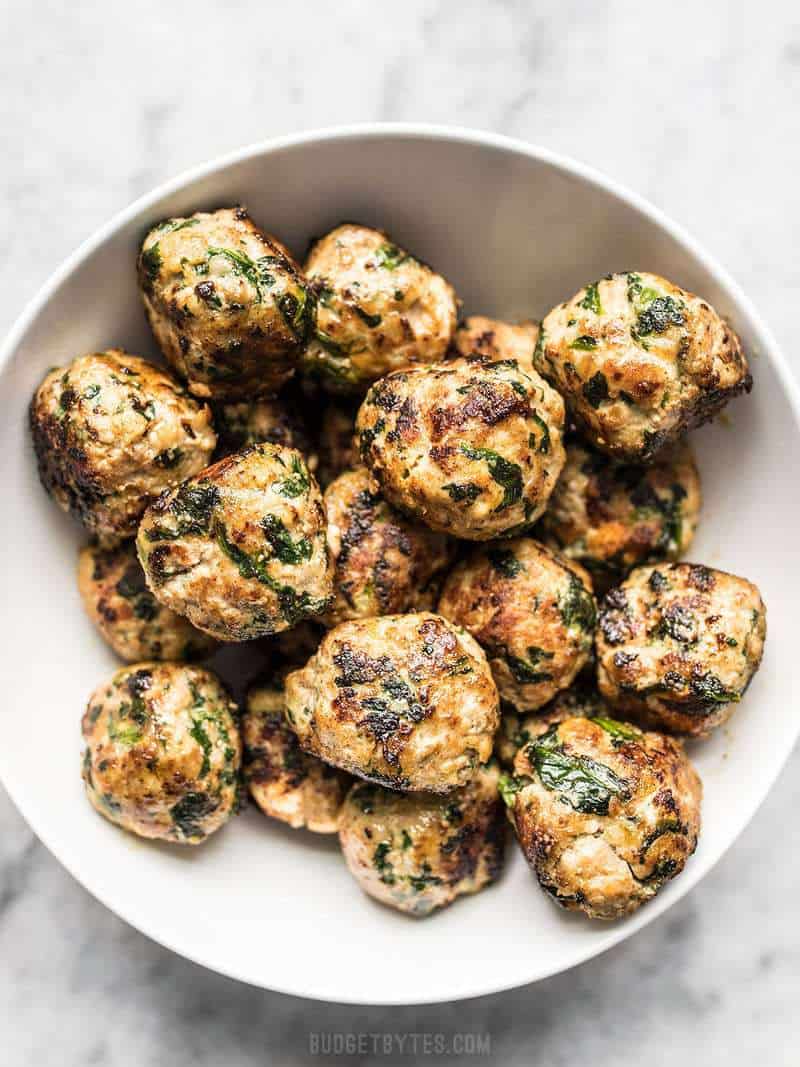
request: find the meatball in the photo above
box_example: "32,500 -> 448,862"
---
449,315 -> 540,371
303,224 -> 458,393
30,350 -> 216,544
136,444 -> 333,641
243,675 -> 350,832
356,355 -> 566,540
504,713 -> 702,919
338,764 -> 506,916
81,662 -> 241,844
324,467 -> 452,625
78,542 -> 217,662
212,395 -> 317,470
538,440 -> 701,592
535,272 -> 752,461
438,538 -> 596,712
317,401 -> 359,487
138,207 -> 315,400
596,562 -> 767,736
284,613 -> 500,792
495,683 -> 605,768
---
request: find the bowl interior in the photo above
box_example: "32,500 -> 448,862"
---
1,130 -> 797,1004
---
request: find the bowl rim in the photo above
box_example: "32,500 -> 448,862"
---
3,122 -> 799,1005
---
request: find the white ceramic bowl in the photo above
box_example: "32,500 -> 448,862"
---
2,125 -> 798,1005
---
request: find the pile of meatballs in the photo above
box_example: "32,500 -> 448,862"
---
30,208 -> 766,922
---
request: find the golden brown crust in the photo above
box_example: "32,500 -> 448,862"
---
81,662 -> 241,844
508,714 -> 702,919
438,538 -> 596,711
356,355 -> 566,540
77,542 -> 217,662
536,272 -> 751,460
303,224 -> 458,393
284,613 -> 500,793
30,350 -> 216,544
324,467 -> 452,625
537,440 -> 701,592
243,678 -> 350,833
339,764 -> 506,915
449,315 -> 540,372
596,562 -> 767,736
136,443 -> 333,641
138,207 -> 314,400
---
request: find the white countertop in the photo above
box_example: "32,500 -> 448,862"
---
2,1 -> 799,1062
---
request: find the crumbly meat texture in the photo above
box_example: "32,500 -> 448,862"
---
303,224 -> 458,393
78,542 -> 217,662
438,538 -> 596,712
449,315 -> 540,372
535,272 -> 751,461
537,440 -> 701,593
136,443 -> 333,641
30,350 -> 216,544
81,662 -> 241,844
284,613 -> 500,793
596,562 -> 766,736
317,401 -> 360,487
212,395 -> 317,471
243,676 -> 350,833
138,207 -> 314,400
338,763 -> 506,916
323,467 -> 452,625
356,355 -> 566,540
506,713 -> 702,919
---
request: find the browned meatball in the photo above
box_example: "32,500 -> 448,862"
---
504,713 -> 702,919
212,395 -> 317,471
438,539 -> 596,712
356,355 -> 566,540
30,350 -> 216,544
137,444 -> 332,641
81,662 -> 241,844
449,315 -> 540,372
303,224 -> 458,392
284,613 -> 500,793
495,683 -> 605,768
596,562 -> 767,736
535,272 -> 752,460
243,675 -> 350,832
78,542 -> 217,662
338,764 -> 506,916
138,207 -> 315,400
538,440 -> 702,592
324,467 -> 452,625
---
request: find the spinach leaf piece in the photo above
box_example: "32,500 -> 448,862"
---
459,444 -> 523,511
530,725 -> 630,815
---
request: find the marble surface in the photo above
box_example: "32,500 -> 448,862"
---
2,0 -> 799,1062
